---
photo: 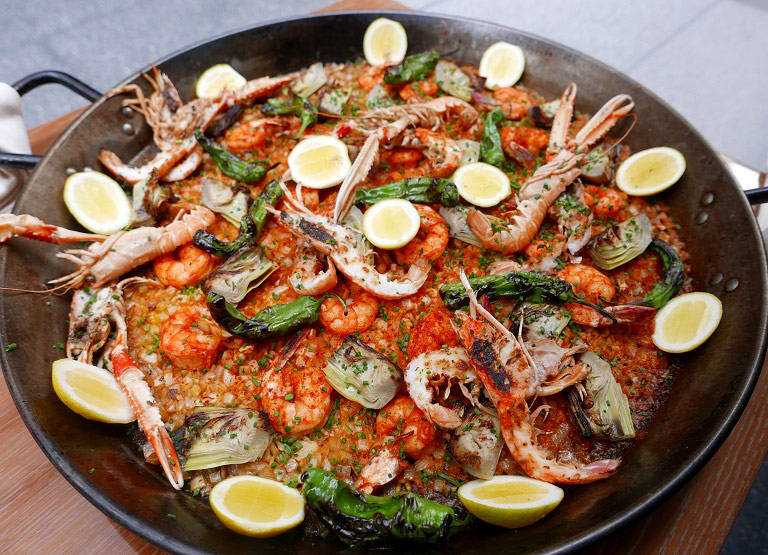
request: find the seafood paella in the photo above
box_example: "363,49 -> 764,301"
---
1,17 -> 723,546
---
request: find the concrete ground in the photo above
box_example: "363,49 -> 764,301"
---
1,0 -> 766,551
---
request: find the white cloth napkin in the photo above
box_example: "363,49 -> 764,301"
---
0,83 -> 31,211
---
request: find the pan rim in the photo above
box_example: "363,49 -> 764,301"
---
2,9 -> 766,554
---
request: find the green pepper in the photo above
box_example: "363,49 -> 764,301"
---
261,98 -> 317,138
193,180 -> 283,256
636,238 -> 685,309
440,270 -> 616,322
206,292 -> 344,341
383,50 -> 441,85
301,468 -> 471,548
195,131 -> 275,183
480,107 -> 506,168
354,178 -> 460,207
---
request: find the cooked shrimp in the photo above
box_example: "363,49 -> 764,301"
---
269,207 -> 431,300
584,185 -> 626,219
358,66 -> 387,91
493,87 -> 534,120
226,118 -> 286,153
454,271 -> 619,484
380,147 -> 423,168
161,147 -> 204,182
160,305 -> 224,371
467,89 -> 633,253
375,396 -> 437,458
354,438 -> 409,494
259,330 -> 332,435
557,264 -> 654,327
153,243 -> 217,288
289,239 -> 338,296
500,126 -> 549,169
394,204 -> 449,265
398,80 -> 438,102
407,309 -> 458,360
522,233 -> 567,274
319,283 -> 379,334
548,181 -> 593,254
411,128 -> 462,178
404,347 -> 479,429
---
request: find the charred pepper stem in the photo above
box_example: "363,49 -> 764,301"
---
354,178 -> 460,207
195,131 -> 276,183
383,50 -> 441,85
636,238 -> 685,309
193,180 -> 284,256
440,270 -> 617,322
301,468 -> 471,548
206,292 -> 344,341
261,98 -> 317,138
480,107 -> 506,168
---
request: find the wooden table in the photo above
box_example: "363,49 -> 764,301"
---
2,0 -> 767,552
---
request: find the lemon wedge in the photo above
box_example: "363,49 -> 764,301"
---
458,475 -> 563,529
51,359 -> 136,424
454,162 -> 511,207
478,42 -> 526,89
287,135 -> 352,189
196,63 -> 247,99
362,199 -> 420,249
652,292 -> 722,353
616,146 -> 686,196
63,171 -> 131,235
363,17 -> 408,66
210,476 -> 305,538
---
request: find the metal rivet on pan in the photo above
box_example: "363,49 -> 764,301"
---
695,211 -> 708,224
65,167 -> 76,175
725,278 -> 739,292
701,192 -> 714,206
121,106 -> 134,117
122,123 -> 135,136
83,166 -> 93,172
709,273 -> 723,286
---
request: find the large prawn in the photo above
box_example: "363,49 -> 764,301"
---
65,279 -> 184,489
468,85 -> 633,253
454,270 -> 619,485
99,70 -> 296,183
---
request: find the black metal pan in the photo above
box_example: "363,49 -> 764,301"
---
1,11 -> 766,554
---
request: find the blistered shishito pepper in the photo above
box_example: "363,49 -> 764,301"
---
301,468 -> 471,548
480,107 -> 506,168
261,98 -> 317,137
195,131 -> 275,183
637,238 -> 685,309
193,180 -> 283,256
354,177 -> 460,207
440,270 -> 616,322
206,292 -> 344,341
383,50 -> 441,85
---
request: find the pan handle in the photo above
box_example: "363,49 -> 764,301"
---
0,71 -> 102,170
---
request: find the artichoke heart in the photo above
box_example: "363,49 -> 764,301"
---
291,62 -> 328,99
456,139 -> 481,167
201,177 -> 250,228
587,213 -> 652,270
566,352 -> 635,440
450,410 -> 503,479
518,302 -> 571,339
439,205 -> 482,247
435,59 -> 472,101
182,406 -> 271,471
323,336 -> 402,409
203,246 -> 274,305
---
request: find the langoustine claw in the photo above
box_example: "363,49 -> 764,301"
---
0,214 -> 105,245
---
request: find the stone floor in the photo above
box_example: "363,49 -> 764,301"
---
1,0 -> 767,551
